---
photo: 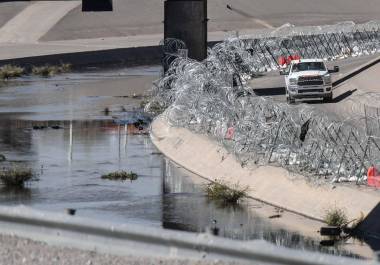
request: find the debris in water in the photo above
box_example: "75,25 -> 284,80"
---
103,107 -> 110,115
320,226 -> 342,236
269,214 -> 282,219
65,208 -> 76,216
320,240 -> 336,247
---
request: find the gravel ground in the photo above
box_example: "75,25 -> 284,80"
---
0,234 -> 246,265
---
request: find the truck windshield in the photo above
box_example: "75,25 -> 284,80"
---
292,62 -> 326,72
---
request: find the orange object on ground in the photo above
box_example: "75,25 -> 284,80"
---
367,166 -> 380,187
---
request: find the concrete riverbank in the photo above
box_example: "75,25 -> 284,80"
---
151,117 -> 380,224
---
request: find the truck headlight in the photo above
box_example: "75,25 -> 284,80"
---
289,78 -> 297,85
323,75 -> 331,85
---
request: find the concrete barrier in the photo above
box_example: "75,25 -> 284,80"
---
0,205 -> 373,265
151,117 -> 380,224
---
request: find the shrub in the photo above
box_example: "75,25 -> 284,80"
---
0,65 -> 24,80
0,167 -> 33,188
324,207 -> 348,227
205,180 -> 248,204
32,63 -> 72,77
32,65 -> 59,77
60,63 -> 72,73
101,171 -> 138,181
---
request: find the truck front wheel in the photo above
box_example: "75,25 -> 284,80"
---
287,96 -> 295,104
323,93 -> 333,102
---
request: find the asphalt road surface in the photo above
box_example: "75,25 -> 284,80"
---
37,0 -> 380,41
249,54 -> 380,122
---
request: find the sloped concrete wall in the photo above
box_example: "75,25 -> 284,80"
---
151,116 -> 380,223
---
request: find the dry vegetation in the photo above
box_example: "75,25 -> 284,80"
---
205,180 -> 248,205
0,167 -> 33,188
0,65 -> 24,80
324,207 -> 348,227
32,63 -> 72,77
0,63 -> 72,80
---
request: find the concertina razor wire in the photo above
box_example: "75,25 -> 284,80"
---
148,21 -> 380,185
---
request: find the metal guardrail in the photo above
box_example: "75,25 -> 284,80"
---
0,206 -> 376,265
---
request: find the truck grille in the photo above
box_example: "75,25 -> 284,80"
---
298,89 -> 324,93
297,76 -> 323,86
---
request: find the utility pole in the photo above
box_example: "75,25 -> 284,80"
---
164,0 -> 208,61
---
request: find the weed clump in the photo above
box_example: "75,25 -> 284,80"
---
145,101 -> 165,114
205,180 -> 248,204
140,99 -> 149,109
0,167 -> 33,188
0,65 -> 24,80
324,207 -> 348,227
60,63 -> 72,73
32,63 -> 72,77
101,171 -> 138,181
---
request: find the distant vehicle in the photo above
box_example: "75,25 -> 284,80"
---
280,59 -> 339,104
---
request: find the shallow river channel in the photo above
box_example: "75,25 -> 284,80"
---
0,66 -> 377,260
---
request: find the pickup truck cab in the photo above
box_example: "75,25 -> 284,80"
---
280,59 -> 339,104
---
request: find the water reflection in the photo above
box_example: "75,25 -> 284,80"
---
161,161 -> 364,258
0,118 -> 375,258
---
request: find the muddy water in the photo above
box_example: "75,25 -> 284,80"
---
0,68 -> 376,260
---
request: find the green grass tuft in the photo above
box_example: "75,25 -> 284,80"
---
324,207 -> 348,227
101,171 -> 138,181
0,65 -> 24,80
205,180 -> 248,205
32,63 -> 72,77
0,167 -> 33,188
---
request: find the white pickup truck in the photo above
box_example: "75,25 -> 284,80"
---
280,59 -> 339,104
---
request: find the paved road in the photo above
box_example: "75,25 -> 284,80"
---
250,55 -> 378,96
249,54 -> 380,122
0,0 -> 379,61
41,0 -> 380,41
0,1 -> 80,43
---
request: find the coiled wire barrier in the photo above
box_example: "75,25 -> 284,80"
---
148,21 -> 380,185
